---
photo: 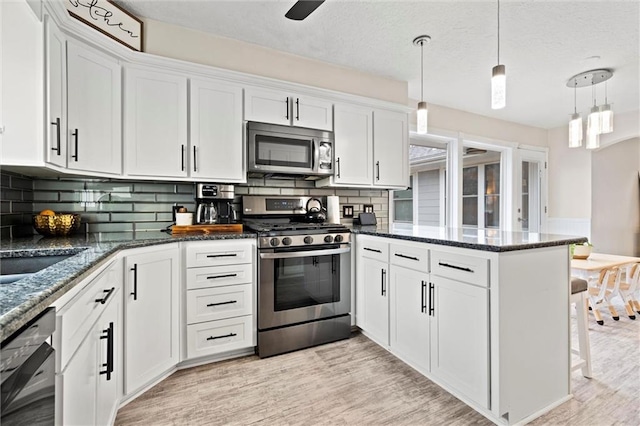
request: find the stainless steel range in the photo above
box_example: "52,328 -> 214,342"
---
242,196 -> 351,358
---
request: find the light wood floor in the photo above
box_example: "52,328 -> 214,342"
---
116,301 -> 639,425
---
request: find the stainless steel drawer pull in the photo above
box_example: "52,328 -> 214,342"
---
438,262 -> 474,273
206,300 -> 237,307
364,247 -> 382,253
207,332 -> 237,341
395,253 -> 419,261
206,253 -> 238,258
95,287 -> 115,305
206,273 -> 237,280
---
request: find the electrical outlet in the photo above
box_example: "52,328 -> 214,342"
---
343,205 -> 354,218
172,205 -> 184,222
363,204 -> 374,213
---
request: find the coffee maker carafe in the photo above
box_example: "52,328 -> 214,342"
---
195,184 -> 236,224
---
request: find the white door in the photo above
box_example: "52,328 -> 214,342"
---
96,289 -> 120,426
67,41 -> 121,175
293,95 -> 333,131
430,275 -> 489,409
244,87 -> 291,126
373,109 -> 408,188
61,327 -> 97,426
333,103 -> 373,185
124,67 -> 187,178
361,257 -> 389,346
45,16 -> 67,168
124,245 -> 179,395
389,266 -> 430,374
516,148 -> 547,232
190,78 -> 244,181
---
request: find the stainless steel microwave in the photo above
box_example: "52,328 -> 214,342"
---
247,121 -> 334,176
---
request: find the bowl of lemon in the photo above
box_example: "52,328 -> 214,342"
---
33,210 -> 81,237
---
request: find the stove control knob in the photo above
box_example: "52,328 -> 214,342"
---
270,238 -> 280,247
304,236 -> 314,244
334,234 -> 344,243
282,237 -> 292,246
324,235 -> 334,243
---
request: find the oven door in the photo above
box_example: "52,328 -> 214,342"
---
258,245 -> 351,330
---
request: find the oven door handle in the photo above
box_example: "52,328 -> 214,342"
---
259,247 -> 350,259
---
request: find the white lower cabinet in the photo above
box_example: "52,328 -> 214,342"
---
123,244 -> 180,396
186,316 -> 253,359
360,257 -> 389,346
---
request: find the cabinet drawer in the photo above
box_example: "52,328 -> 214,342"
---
186,263 -> 253,290
185,241 -> 254,268
186,316 -> 254,359
57,261 -> 121,370
430,250 -> 489,288
186,284 -> 253,324
390,243 -> 429,272
358,237 -> 389,262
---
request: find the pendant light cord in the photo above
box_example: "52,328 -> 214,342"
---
420,40 -> 424,102
497,0 -> 500,64
574,79 -> 578,114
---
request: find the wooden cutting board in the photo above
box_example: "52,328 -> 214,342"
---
171,224 -> 244,235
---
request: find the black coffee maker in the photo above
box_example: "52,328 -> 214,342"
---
195,184 -> 237,224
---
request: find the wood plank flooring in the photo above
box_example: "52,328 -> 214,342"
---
116,300 -> 639,425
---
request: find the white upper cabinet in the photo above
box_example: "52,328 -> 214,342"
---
124,66 -> 188,178
45,15 -> 67,168
244,87 -> 333,131
190,78 -> 245,182
333,103 -> 373,186
373,109 -> 408,188
67,40 -> 121,175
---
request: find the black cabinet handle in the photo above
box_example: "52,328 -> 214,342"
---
285,97 -> 289,120
295,98 -> 300,121
363,247 -> 382,253
99,322 -> 114,381
336,157 -> 341,178
376,161 -> 380,181
394,253 -> 419,262
429,282 -> 435,316
181,144 -> 185,171
421,281 -> 427,313
207,332 -> 237,341
438,262 -> 474,273
206,300 -> 237,307
51,118 -> 61,154
71,129 -> 79,161
193,146 -> 197,172
206,273 -> 237,280
95,287 -> 115,305
381,269 -> 386,296
130,264 -> 138,301
206,253 -> 238,258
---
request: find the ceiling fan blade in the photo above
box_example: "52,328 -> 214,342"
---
285,0 -> 325,21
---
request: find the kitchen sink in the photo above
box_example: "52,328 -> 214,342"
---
0,255 -> 73,284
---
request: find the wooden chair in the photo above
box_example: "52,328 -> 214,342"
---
587,266 -> 622,325
570,277 -> 592,378
617,263 -> 640,319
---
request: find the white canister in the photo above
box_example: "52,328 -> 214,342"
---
327,196 -> 340,224
175,212 -> 193,226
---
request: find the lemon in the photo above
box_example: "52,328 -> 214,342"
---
39,209 -> 56,216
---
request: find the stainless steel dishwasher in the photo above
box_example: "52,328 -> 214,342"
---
1,307 -> 56,425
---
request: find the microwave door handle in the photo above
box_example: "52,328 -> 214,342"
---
312,139 -> 319,172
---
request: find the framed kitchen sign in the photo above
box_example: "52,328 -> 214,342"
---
65,0 -> 143,51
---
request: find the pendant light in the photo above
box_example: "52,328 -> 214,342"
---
413,35 -> 431,134
568,79 -> 583,148
587,83 -> 601,138
599,81 -> 613,134
491,0 -> 506,109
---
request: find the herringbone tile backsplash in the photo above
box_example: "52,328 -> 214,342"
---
0,171 -> 389,239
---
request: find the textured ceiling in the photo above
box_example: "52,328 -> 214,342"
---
114,0 -> 640,130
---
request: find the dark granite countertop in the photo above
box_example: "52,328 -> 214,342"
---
351,225 -> 588,252
0,231 -> 256,341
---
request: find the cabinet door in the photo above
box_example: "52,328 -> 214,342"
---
390,266 -> 430,374
360,257 -> 389,346
61,327 -> 97,426
373,109 -> 408,188
430,276 -> 489,408
124,67 -> 187,178
96,288 -> 120,426
293,95 -> 333,131
45,15 -> 67,168
333,103 -> 373,185
124,245 -> 179,395
244,87 -> 291,126
67,41 -> 121,175
190,78 -> 244,181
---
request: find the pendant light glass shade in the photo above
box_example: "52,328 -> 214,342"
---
599,104 -> 613,134
587,105 -> 601,136
413,35 -> 430,135
568,113 -> 583,148
586,128 -> 600,149
491,64 -> 506,109
417,101 -> 428,134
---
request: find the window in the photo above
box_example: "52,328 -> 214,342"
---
484,163 -> 500,228
393,176 -> 413,223
462,166 -> 478,226
462,162 -> 501,229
